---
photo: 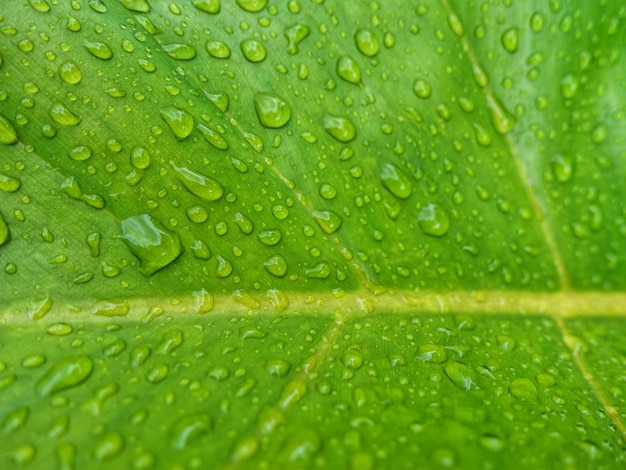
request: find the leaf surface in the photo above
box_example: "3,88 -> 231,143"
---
0,0 -> 625,468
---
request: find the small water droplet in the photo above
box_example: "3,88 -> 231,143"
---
120,214 -> 183,276
342,351 -> 363,370
354,28 -> 379,56
160,108 -> 194,140
265,358 -> 291,377
36,356 -> 93,396
170,161 -> 224,201
380,163 -> 412,199
0,114 -> 18,145
417,203 -> 450,237
323,114 -> 356,142
254,93 -> 291,128
193,289 -> 214,313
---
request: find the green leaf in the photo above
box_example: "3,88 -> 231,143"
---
1,0 -> 625,468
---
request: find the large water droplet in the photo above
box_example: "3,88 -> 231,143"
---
258,229 -> 282,246
0,212 -> 10,247
323,114 -> 356,142
160,108 -> 194,140
312,210 -> 342,234
36,356 -> 93,396
236,0 -> 267,12
285,24 -> 310,54
170,162 -> 224,201
240,39 -> 267,63
509,378 -> 538,401
336,56 -> 361,85
0,115 -> 18,145
417,203 -> 450,237
412,79 -> 432,99
193,0 -> 220,14
162,43 -> 197,60
254,93 -> 291,128
444,362 -> 478,391
170,413 -> 212,449
264,255 -> 288,277
355,28 -> 379,56
205,40 -> 231,58
130,146 -> 151,169
380,163 -> 412,199
120,214 -> 183,276
58,60 -> 82,84
83,40 -> 113,60
198,123 -> 229,150
501,27 -> 519,53
50,103 -> 82,126
120,0 -> 151,12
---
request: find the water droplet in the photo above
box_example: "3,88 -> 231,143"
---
86,232 -> 101,257
0,212 -> 10,247
160,108 -> 194,140
312,210 -> 342,234
22,353 -> 47,368
240,39 -> 267,63
36,356 -> 93,396
550,153 -> 574,182
83,40 -> 113,60
447,13 -> 465,36
156,330 -> 183,354
58,60 -> 82,84
591,124 -> 607,144
9,444 -> 36,467
3,406 -> 29,433
416,344 -> 448,363
355,28 -> 379,56
323,114 -> 356,142
170,413 -> 212,449
336,56 -> 361,85
93,432 -> 124,462
530,12 -> 545,32
305,262 -> 330,279
187,205 -> 209,224
417,203 -> 450,237
130,346 -> 151,367
319,183 -> 337,200
265,358 -> 291,377
50,103 -> 82,126
120,214 -> 183,276
0,114 -> 18,145
130,146 -> 151,169
146,364 -> 169,383
254,93 -> 291,128
501,27 -> 519,53
486,95 -> 516,134
380,163 -> 412,199
205,40 -> 231,58
444,362 -> 478,391
509,378 -> 537,401
285,24 -> 310,54
28,0 -> 51,12
342,351 -> 363,370
170,162 -> 224,201
258,229 -> 281,246
232,437 -> 259,463
215,255 -> 233,277
479,434 -> 505,452
234,212 -> 253,234
162,43 -> 197,60
69,145 -> 92,161
193,289 -> 214,313
193,0 -> 220,14
264,254 -> 288,277
198,123 -> 229,150
412,79 -> 432,99
560,73 -> 579,99
121,0 -> 150,12
278,378 -> 307,409
472,122 -> 492,147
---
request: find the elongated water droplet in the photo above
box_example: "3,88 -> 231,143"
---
258,229 -> 281,246
0,212 -> 10,247
473,122 -> 492,147
380,163 -> 412,199
50,103 -> 82,126
205,40 -> 231,58
312,210 -> 342,234
486,95 -> 516,134
83,40 -> 113,60
198,123 -> 229,150
193,0 -> 220,14
0,114 -> 18,145
254,93 -> 291,128
237,0 -> 267,11
162,43 -> 197,60
93,432 -> 124,462
444,362 -> 478,391
285,24 -> 310,54
417,203 -> 450,237
120,214 -> 183,276
160,108 -> 194,140
323,114 -> 356,142
550,153 -> 574,182
170,162 -> 224,201
121,0 -> 151,12
29,0 -> 51,12
170,413 -> 212,449
336,56 -> 361,85
36,356 -> 93,396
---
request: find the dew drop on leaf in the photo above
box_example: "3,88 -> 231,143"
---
312,210 -> 342,234
170,413 -> 212,449
285,24 -> 310,54
413,79 -> 432,99
58,60 -> 82,84
501,27 -> 519,53
264,254 -> 288,277
160,108 -> 194,140
550,153 -> 574,183
323,114 -> 356,142
170,162 -> 224,201
83,40 -> 113,60
198,123 -> 229,150
205,40 -> 231,59
0,211 -> 10,247
444,362 -> 478,391
237,0 -> 267,12
254,93 -> 291,128
258,229 -> 282,246
162,43 -> 197,60
193,0 -> 221,14
36,356 -> 94,396
120,214 -> 183,276
336,56 -> 361,85
380,163 -> 412,199
240,39 -> 267,63
50,103 -> 82,126
509,378 -> 538,401
92,432 -> 124,462
0,114 -> 18,144
417,203 -> 450,237
120,0 -> 151,13
354,28 -> 379,56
